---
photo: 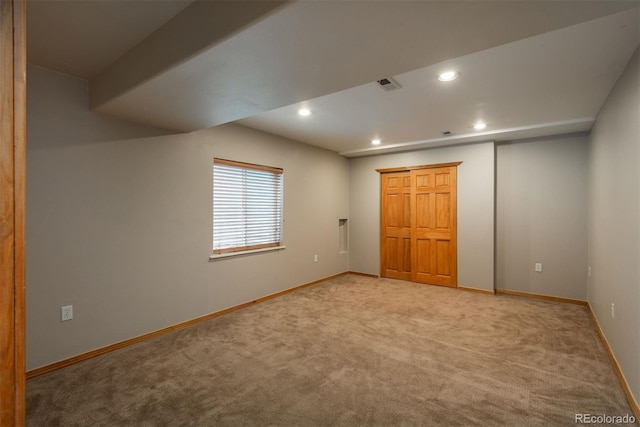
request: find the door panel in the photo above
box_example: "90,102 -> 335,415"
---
415,239 -> 431,274
436,240 -> 451,276
385,237 -> 398,271
403,192 -> 411,228
415,194 -> 430,228
435,193 -> 450,229
402,238 -> 412,272
386,194 -> 401,227
436,172 -> 449,187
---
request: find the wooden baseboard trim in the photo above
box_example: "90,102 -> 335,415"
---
496,289 -> 639,416
346,271 -> 379,278
26,272 -> 350,379
458,286 -> 496,296
587,303 -> 640,420
495,288 -> 588,306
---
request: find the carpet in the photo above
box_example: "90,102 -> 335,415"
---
27,274 -> 637,426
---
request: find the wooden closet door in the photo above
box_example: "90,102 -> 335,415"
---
380,172 -> 412,280
411,167 -> 457,287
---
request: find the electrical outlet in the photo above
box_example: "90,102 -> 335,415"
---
534,263 -> 543,273
611,303 -> 615,319
314,254 -> 318,263
588,266 -> 591,276
61,305 -> 73,321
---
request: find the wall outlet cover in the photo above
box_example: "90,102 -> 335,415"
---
61,305 -> 73,321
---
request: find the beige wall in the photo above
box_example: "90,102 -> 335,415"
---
26,65 -> 349,370
496,134 -> 588,300
588,48 -> 639,404
348,142 -> 495,292
28,47 -> 640,408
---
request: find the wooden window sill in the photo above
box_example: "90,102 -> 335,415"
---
209,245 -> 286,261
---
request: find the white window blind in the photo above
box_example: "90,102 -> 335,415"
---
213,159 -> 283,254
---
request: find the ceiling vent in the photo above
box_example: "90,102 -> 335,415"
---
376,77 -> 401,91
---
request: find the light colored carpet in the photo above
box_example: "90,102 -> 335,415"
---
27,274 -> 637,426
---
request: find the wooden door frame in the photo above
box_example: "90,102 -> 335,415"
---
376,161 -> 463,175
377,161 -> 462,286
1,0 -> 27,424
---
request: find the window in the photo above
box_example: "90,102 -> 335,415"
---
213,158 -> 283,255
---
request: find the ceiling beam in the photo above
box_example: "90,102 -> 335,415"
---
339,118 -> 595,158
89,1 -> 288,112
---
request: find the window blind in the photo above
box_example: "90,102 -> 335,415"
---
213,159 -> 283,254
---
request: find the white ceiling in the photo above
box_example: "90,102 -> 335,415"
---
27,1 -> 640,157
240,8 -> 640,156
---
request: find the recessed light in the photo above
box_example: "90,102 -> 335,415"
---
473,122 -> 487,130
371,139 -> 382,146
438,71 -> 459,82
298,108 -> 311,117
